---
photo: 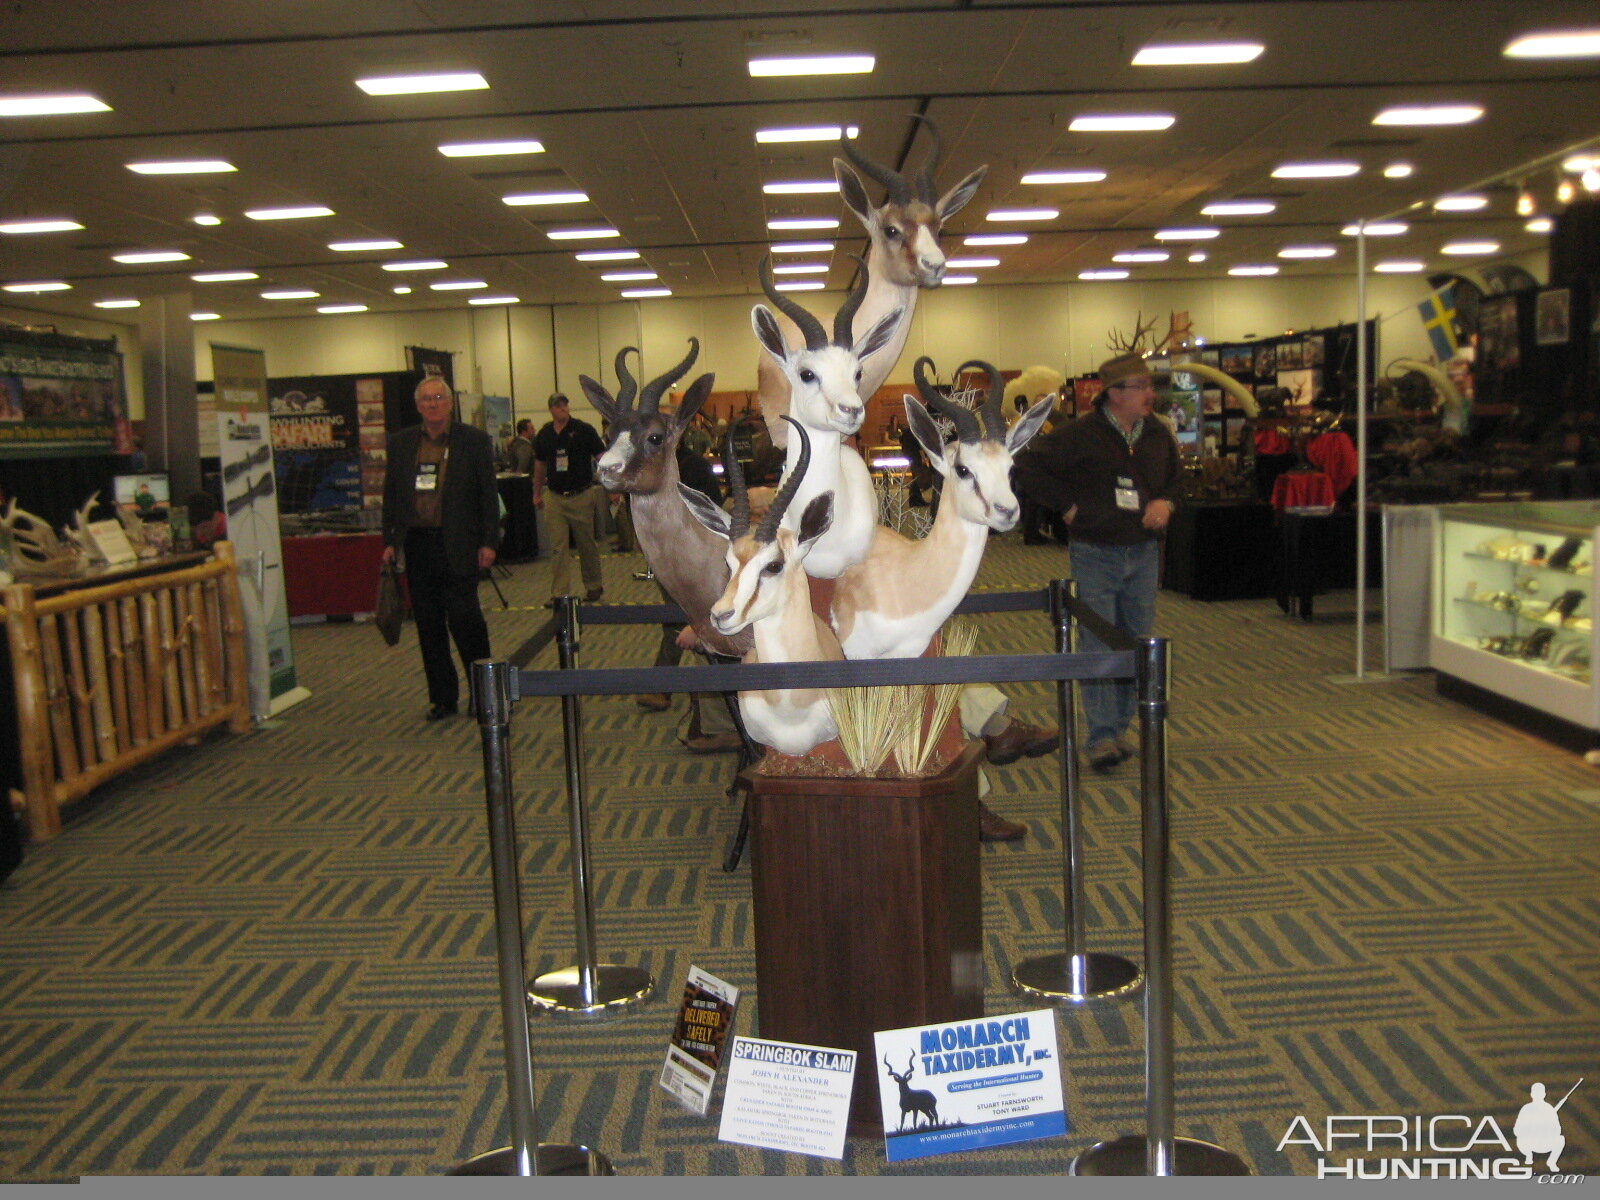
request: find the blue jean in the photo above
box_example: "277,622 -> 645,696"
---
1069,539 -> 1160,746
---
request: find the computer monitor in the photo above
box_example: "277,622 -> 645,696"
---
112,473 -> 171,510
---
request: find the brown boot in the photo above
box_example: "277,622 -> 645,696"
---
636,693 -> 670,712
982,719 -> 1060,766
978,803 -> 1026,842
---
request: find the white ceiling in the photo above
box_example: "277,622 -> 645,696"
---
1,1 -> 1597,324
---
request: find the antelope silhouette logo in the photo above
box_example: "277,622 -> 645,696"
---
885,1052 -> 939,1131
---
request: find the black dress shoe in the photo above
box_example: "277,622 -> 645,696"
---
426,703 -> 458,721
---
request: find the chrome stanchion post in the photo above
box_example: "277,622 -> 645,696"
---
527,596 -> 655,1020
1073,638 -> 1249,1177
452,659 -> 613,1177
1013,579 -> 1141,1004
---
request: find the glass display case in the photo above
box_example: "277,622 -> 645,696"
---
1432,501 -> 1600,728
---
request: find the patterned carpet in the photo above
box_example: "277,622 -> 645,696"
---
0,539 -> 1595,1178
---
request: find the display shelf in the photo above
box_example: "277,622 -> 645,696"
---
1460,551 -> 1591,575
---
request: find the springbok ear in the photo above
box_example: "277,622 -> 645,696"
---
675,373 -> 715,431
904,396 -> 948,471
834,160 -> 874,228
1007,395 -> 1054,454
752,305 -> 790,364
678,483 -> 732,539
795,491 -> 834,550
936,164 -> 987,223
854,305 -> 904,363
579,374 -> 618,424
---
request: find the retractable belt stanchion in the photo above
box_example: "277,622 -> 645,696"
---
453,659 -> 613,1177
527,596 -> 655,1020
1013,579 -> 1143,1005
1073,638 -> 1249,1177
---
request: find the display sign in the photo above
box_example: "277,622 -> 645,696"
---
873,1010 -> 1066,1162
659,965 -> 740,1116
0,329 -> 130,459
269,374 -> 361,511
85,518 -> 137,566
717,1036 -> 856,1160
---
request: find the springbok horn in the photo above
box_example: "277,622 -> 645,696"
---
723,428 -> 750,541
832,254 -> 870,347
840,131 -> 911,205
755,416 -> 810,543
759,256 -> 829,351
911,113 -> 943,204
613,346 -> 639,409
638,337 -> 700,413
913,356 -> 981,442
953,358 -> 1007,440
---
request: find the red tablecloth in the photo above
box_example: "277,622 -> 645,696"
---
282,533 -> 386,618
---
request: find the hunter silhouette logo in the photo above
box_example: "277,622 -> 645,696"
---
1515,1079 -> 1581,1172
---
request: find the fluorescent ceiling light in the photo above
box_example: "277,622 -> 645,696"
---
192,214 -> 222,226
127,159 -> 235,175
329,239 -> 403,252
748,55 -> 874,77
1278,245 -> 1337,258
1155,227 -> 1220,240
767,217 -> 840,231
986,208 -> 1058,221
1504,30 -> 1600,58
1132,42 -> 1264,66
763,180 -> 839,196
1187,252 -> 1208,263
772,263 -> 829,275
1434,194 -> 1488,211
1562,154 -> 1594,172
261,289 -> 319,300
546,227 -> 619,240
1442,241 -> 1499,255
192,271 -> 260,283
1228,265 -> 1279,276
1021,170 -> 1107,185
1113,251 -> 1170,263
382,260 -> 448,271
1202,201 -> 1275,216
1342,221 -> 1408,236
429,280 -> 488,290
1383,163 -> 1414,178
94,299 -> 141,309
112,250 -> 190,264
774,281 -> 825,292
438,139 -> 543,157
1374,104 -> 1484,126
963,234 -> 1027,246
392,286 -> 413,294
945,257 -> 1000,268
1070,114 -> 1175,132
942,275 -> 978,285
1272,162 -> 1361,178
356,72 -> 488,96
245,206 -> 335,220
756,125 -> 859,143
1374,261 -> 1426,273
0,219 -> 82,234
1079,270 -> 1129,280
2,280 -> 70,292
503,191 -> 589,206
621,288 -> 672,298
600,271 -> 658,282
575,249 -> 639,262
468,295 -> 519,305
771,241 -> 833,254
1525,217 -> 1554,233
0,93 -> 110,117
317,304 -> 368,314
190,311 -> 220,321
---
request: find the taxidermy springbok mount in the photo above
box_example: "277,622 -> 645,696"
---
832,358 -> 1053,661
751,254 -> 901,580
679,418 -> 843,758
580,340 -> 751,657
758,115 -> 988,448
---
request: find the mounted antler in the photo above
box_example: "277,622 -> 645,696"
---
912,356 -> 982,443
638,337 -> 700,414
613,346 -> 639,408
952,359 -> 1008,441
1107,310 -> 1159,356
758,255 -> 869,354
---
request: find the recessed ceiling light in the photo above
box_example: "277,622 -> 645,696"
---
126,159 -> 235,175
2,280 -> 70,292
766,217 -> 840,231
438,139 -> 543,157
600,271 -> 658,282
1187,252 -> 1208,263
1079,270 -> 1129,280
772,263 -> 829,275
430,280 -> 488,290
575,249 -> 640,262
392,286 -> 413,294
763,180 -> 840,196
1021,169 -> 1107,185
771,241 -> 834,254
1132,42 -> 1264,66
192,271 -> 260,283
748,55 -> 874,77
1228,265 -> 1279,276
192,214 -> 222,226
468,295 -> 519,305
1342,222 -> 1408,236
1442,240 -> 1500,255
190,311 -> 220,321
986,208 -> 1058,221
1434,194 -> 1489,211
1504,29 -> 1600,58
1383,163 -> 1415,179
945,257 -> 1000,268
94,298 -> 141,308
245,206 -> 335,220
621,287 -> 672,298
1070,114 -> 1175,132
1113,251 -> 1170,263
0,93 -> 110,117
0,219 -> 83,234
112,250 -> 190,264
1525,217 -> 1554,233
1374,261 -> 1426,273
318,304 -> 368,314
1373,104 -> 1484,126
503,192 -> 589,206
1278,245 -> 1337,258
774,280 -> 826,292
546,227 -> 620,240
382,260 -> 448,271
329,239 -> 404,252
1155,228 -> 1220,240
942,275 -> 978,285
1272,162 -> 1361,179
357,72 -> 488,96
756,125 -> 860,143
261,289 -> 319,299
1201,201 -> 1276,216
963,234 -> 1028,246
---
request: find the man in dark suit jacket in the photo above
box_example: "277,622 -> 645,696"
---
381,375 -> 500,720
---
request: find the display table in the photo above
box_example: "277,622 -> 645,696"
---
1276,509 -> 1383,619
1163,499 -> 1277,600
282,532 -> 386,619
746,743 -> 984,1133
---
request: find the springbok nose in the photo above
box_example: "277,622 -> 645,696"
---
993,502 -> 1017,522
920,257 -> 946,279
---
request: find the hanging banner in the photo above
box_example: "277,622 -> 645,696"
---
0,329 -> 130,459
405,346 -> 455,392
211,342 -> 304,713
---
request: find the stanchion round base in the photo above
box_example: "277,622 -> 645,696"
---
527,964 -> 655,1020
1071,1134 -> 1251,1176
450,1144 -> 615,1176
1012,952 -> 1143,1004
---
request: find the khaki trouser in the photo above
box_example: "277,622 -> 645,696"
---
545,486 -> 603,597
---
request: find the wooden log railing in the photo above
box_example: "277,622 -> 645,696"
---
3,540 -> 251,841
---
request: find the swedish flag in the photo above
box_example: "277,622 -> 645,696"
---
1417,286 -> 1460,361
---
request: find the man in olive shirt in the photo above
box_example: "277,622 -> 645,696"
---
532,392 -> 608,604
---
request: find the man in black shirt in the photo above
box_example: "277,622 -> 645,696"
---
533,392 -> 608,603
